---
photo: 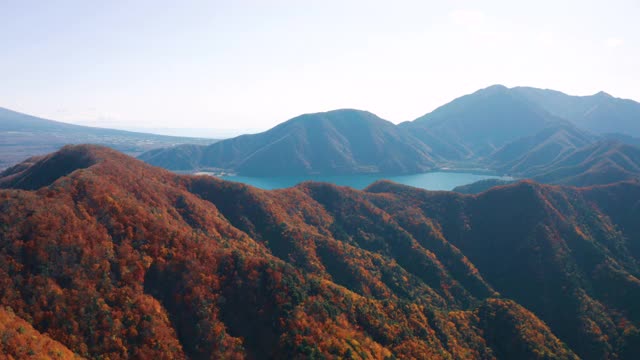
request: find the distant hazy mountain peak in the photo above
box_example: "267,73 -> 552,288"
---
593,90 -> 613,98
404,84 -> 563,158
512,86 -> 640,136
478,84 -> 509,92
286,108 -> 387,125
319,108 -> 375,115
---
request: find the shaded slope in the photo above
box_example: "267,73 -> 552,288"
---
523,141 -> 640,186
136,144 -> 204,171
366,180 -> 640,359
476,122 -> 640,187
454,135 -> 640,192
490,124 -> 595,174
0,145 -> 583,359
474,299 -> 577,360
142,109 -> 438,175
402,85 -> 564,159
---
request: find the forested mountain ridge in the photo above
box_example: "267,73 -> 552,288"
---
489,124 -> 595,172
1,145 -> 639,358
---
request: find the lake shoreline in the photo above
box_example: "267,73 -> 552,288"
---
178,169 -> 514,192
177,166 -> 509,178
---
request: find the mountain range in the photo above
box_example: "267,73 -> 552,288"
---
138,85 -> 640,188
1,144 -> 640,359
0,107 -> 217,170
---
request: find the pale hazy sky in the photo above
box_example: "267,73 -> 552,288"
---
1,0 -> 639,135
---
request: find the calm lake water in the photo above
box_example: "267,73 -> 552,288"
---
215,172 -> 512,191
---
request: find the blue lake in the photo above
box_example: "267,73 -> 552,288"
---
214,171 -> 512,191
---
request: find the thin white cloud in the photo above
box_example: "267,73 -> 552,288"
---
606,37 -> 624,48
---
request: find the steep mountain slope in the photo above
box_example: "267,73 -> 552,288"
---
527,141 -> 640,186
512,87 -> 640,136
0,106 -> 216,170
136,144 -> 204,171
0,145 -> 591,359
487,137 -> 640,187
141,109 -> 438,175
366,180 -> 640,359
402,85 -> 564,159
453,137 -> 640,193
490,124 -> 595,174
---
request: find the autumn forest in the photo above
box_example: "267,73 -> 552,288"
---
0,145 -> 639,359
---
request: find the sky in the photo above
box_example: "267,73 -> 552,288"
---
1,0 -> 639,137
